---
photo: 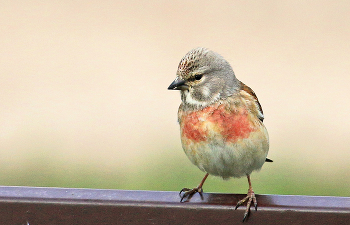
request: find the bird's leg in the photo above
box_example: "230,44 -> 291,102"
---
179,173 -> 209,202
235,175 -> 257,222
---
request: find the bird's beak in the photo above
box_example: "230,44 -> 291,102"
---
168,77 -> 188,90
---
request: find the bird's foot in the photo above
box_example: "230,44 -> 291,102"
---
179,186 -> 203,202
235,188 -> 257,222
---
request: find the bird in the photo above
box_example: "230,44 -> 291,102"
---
168,47 -> 272,222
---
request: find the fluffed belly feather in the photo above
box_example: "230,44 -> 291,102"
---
181,126 -> 269,179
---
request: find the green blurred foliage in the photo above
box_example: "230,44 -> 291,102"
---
0,147 -> 348,198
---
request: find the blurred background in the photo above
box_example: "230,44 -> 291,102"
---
1,1 -> 349,197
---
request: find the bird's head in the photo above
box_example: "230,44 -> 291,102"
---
168,47 -> 239,108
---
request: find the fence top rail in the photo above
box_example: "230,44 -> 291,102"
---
0,185 -> 349,212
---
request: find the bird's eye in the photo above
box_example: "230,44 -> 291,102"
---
195,75 -> 203,80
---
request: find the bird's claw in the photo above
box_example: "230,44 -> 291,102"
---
235,190 -> 257,222
179,187 -> 203,202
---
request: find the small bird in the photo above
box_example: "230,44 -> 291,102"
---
168,47 -> 272,222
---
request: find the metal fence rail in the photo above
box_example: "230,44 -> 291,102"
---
0,186 -> 349,224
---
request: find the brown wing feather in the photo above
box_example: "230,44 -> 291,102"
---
239,81 -> 264,122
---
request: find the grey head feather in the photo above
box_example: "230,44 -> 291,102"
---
176,47 -> 240,109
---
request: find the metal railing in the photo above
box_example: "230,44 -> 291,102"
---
0,186 -> 349,224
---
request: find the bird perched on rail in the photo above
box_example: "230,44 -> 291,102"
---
168,47 -> 272,222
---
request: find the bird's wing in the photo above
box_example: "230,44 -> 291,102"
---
239,81 -> 264,122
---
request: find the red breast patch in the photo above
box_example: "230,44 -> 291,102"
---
181,104 -> 255,143
181,112 -> 208,142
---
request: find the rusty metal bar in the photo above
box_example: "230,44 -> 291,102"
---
0,186 -> 349,224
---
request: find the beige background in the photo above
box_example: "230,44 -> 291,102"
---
1,1 -> 349,195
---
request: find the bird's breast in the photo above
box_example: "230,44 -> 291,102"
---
179,103 -> 256,143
